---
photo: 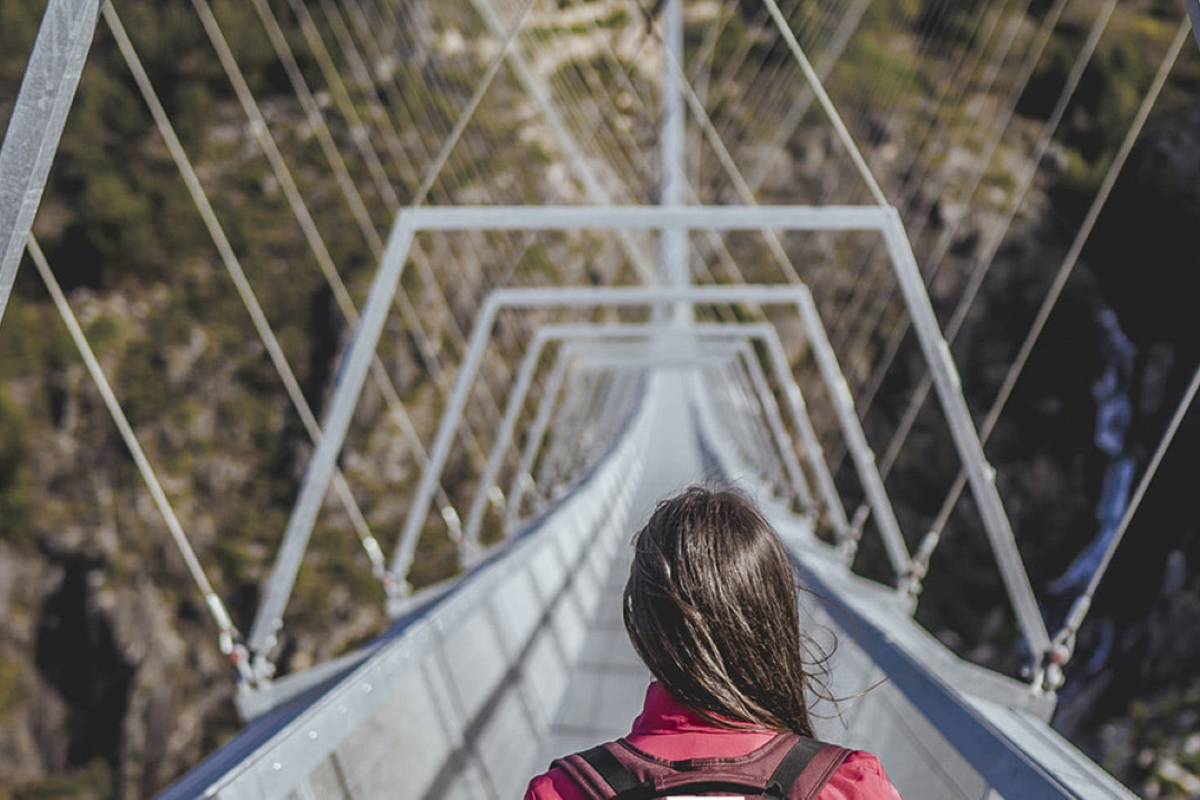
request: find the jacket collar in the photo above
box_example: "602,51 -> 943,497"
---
630,682 -> 773,735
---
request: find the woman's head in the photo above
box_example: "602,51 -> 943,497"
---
623,486 -> 815,736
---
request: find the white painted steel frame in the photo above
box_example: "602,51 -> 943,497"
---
249,204 -> 1049,673
385,284 -> 904,609
0,0 -> 101,326
485,322 -> 834,535
459,324 -> 818,549
661,0 -> 690,323
458,335 -> 696,550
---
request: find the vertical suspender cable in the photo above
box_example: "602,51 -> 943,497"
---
239,0 -> 470,539
838,1 -> 1121,609
639,16 -> 907,573
285,0 -> 491,470
411,0 -> 539,206
848,0 -> 1070,422
744,0 -> 872,193
825,0 -> 1016,357
834,0 -> 1036,364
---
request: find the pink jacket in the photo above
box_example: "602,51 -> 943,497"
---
526,683 -> 902,799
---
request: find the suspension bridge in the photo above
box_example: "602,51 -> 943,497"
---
2,0 -> 1199,797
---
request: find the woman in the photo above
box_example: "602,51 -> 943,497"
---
525,487 -> 901,799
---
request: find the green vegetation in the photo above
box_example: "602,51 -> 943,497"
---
529,7 -> 630,38
832,32 -> 931,107
0,391 -> 33,549
0,656 -> 22,721
1010,6 -> 1190,216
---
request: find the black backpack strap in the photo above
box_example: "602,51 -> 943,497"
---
765,736 -> 824,796
775,740 -> 853,800
564,737 -> 851,800
576,744 -> 653,799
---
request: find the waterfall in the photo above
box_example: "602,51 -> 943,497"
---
1047,309 -> 1137,667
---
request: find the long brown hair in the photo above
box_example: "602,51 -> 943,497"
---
623,486 -> 818,736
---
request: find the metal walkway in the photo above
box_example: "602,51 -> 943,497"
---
3,0 -> 1200,797
538,369 -> 705,765
157,363 -> 1137,798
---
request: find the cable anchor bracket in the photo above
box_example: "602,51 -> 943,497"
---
1033,594 -> 1091,695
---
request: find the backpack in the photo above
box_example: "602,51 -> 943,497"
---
550,733 -> 852,799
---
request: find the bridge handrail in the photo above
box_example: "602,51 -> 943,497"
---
690,378 -> 1137,800
158,385 -> 654,799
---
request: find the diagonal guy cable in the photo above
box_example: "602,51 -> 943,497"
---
411,0 -> 540,206
760,0 -> 888,205
857,0 -> 1120,503
922,17 -> 1194,567
27,234 -> 241,656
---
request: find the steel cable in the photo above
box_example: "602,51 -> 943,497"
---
27,234 -> 242,658
921,19 -> 1192,594
105,4 -> 392,582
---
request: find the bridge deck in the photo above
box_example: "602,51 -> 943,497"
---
156,370 -> 1141,799
535,368 -> 708,770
